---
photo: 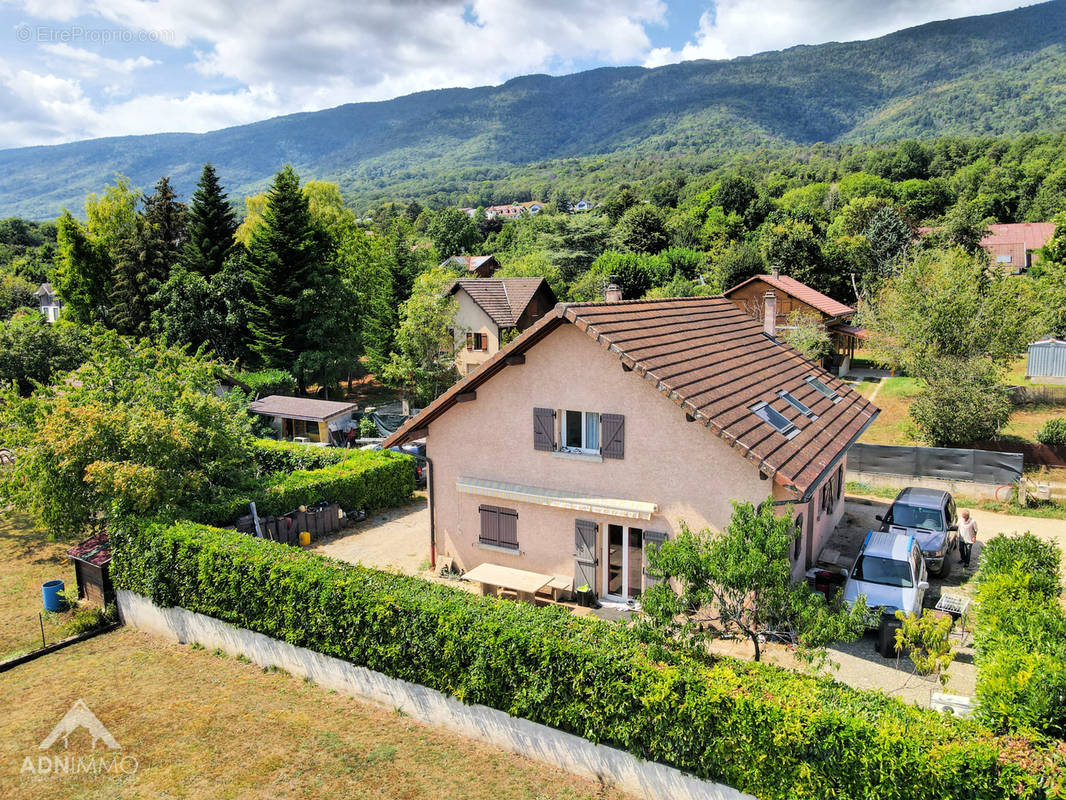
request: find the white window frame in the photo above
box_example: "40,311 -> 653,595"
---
562,409 -> 600,454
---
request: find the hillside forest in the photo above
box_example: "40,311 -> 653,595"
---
3,133 -> 1066,445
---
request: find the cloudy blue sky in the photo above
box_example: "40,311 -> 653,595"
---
0,0 -> 1043,149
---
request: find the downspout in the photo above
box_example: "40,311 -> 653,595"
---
425,455 -> 436,570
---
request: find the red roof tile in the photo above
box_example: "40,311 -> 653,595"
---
981,222 -> 1056,252
386,296 -> 879,498
724,273 -> 855,319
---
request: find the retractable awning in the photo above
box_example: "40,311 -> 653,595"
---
457,476 -> 658,520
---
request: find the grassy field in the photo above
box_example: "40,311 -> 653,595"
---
854,377 -> 922,445
2,628 -> 631,800
0,513 -> 80,660
855,373 -> 1066,448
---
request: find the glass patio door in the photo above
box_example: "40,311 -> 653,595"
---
604,524 -> 644,601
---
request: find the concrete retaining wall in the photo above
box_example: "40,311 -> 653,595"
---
116,590 -> 752,800
846,470 -> 1007,502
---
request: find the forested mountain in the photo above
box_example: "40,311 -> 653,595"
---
3,1 -> 1066,219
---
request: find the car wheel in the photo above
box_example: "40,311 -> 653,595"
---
937,556 -> 951,579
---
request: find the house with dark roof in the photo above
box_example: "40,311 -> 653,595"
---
448,278 -> 558,374
441,254 -> 500,278
723,269 -> 866,375
385,296 -> 878,602
248,395 -> 358,444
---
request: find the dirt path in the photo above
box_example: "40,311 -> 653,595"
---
313,494 -> 430,575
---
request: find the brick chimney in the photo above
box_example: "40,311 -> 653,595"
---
763,290 -> 777,338
605,275 -> 623,303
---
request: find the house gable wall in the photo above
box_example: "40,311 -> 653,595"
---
428,323 -> 827,591
726,279 -> 834,325
452,290 -> 500,375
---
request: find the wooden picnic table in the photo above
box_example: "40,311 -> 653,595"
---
462,563 -> 554,603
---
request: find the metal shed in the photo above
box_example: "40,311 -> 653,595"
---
1026,339 -> 1066,384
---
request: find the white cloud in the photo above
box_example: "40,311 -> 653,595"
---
1,0 -> 666,146
42,43 -> 156,75
644,0 -> 1039,67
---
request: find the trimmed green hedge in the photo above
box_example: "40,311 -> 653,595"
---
194,448 -> 413,524
250,438 -> 356,475
974,533 -> 1066,738
237,369 -> 298,397
110,521 -> 1065,800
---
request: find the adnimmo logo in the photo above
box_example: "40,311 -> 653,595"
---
20,699 -> 138,777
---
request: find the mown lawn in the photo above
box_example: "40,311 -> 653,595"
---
0,513 -> 79,660
2,628 -> 631,800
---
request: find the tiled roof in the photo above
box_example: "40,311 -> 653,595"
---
386,296 -> 879,498
442,255 -> 497,273
247,395 -> 357,422
449,278 -> 554,327
67,531 -> 112,566
724,273 -> 854,319
981,222 -> 1055,252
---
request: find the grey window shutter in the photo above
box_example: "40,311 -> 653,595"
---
600,413 -> 625,459
533,407 -> 555,452
479,505 -> 499,546
642,530 -> 667,588
574,519 -> 597,593
498,509 -> 519,549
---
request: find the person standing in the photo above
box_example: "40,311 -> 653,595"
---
958,509 -> 978,567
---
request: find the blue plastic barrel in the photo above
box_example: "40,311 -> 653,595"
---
42,579 -> 65,612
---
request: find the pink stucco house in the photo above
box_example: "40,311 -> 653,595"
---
385,296 -> 879,602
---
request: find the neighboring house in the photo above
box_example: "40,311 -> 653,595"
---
459,207 -> 476,218
248,395 -> 358,444
35,283 -> 63,323
1026,338 -> 1066,384
484,202 -> 546,220
572,199 -> 595,212
442,255 -> 500,278
723,269 -> 866,375
980,222 -> 1055,273
448,278 -> 558,375
385,296 -> 879,602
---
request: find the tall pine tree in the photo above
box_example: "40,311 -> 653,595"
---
246,165 -> 325,385
181,164 -> 237,278
111,177 -> 186,336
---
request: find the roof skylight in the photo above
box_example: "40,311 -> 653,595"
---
778,390 -> 816,419
751,401 -> 799,438
805,375 -> 840,403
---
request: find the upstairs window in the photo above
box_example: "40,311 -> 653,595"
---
805,375 -> 840,403
750,401 -> 799,438
466,332 -> 488,351
778,389 -> 816,419
564,410 -> 600,453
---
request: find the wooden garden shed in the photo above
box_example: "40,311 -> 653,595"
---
67,531 -> 114,608
248,395 -> 357,444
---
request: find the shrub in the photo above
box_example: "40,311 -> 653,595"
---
974,533 -> 1066,737
1036,418 -> 1066,447
249,438 -> 355,475
195,448 -> 413,524
238,369 -> 297,397
977,533 -> 1062,596
109,520 -> 1065,799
